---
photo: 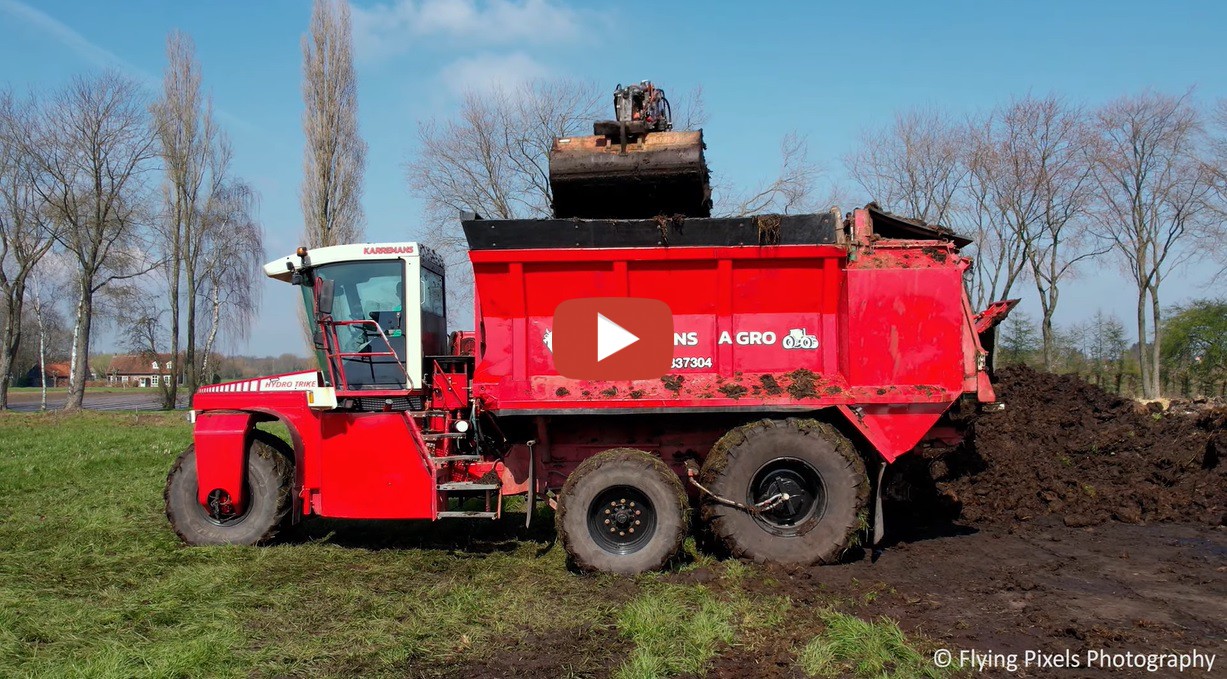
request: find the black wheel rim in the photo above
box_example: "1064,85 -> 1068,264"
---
587,485 -> 656,555
748,457 -> 826,536
203,488 -> 248,527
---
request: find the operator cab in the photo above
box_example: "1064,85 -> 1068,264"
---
263,242 -> 446,392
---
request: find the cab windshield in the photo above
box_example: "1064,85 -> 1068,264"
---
304,260 -> 408,390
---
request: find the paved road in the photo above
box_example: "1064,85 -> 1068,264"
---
5,391 -> 186,412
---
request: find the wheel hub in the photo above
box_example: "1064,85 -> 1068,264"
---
750,458 -> 826,535
204,489 -> 244,526
587,486 -> 657,555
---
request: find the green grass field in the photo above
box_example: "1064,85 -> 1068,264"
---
0,412 -> 948,678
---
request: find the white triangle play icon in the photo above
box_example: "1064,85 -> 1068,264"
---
596,313 -> 639,362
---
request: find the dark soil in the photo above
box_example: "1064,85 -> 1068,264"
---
786,520 -> 1226,679
922,366 -> 1227,529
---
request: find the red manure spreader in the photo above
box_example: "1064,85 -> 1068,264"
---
166,83 -> 1014,574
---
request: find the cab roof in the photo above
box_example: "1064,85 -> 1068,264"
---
263,242 -> 443,282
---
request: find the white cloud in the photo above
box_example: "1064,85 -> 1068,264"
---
351,0 -> 584,62
0,0 -> 155,80
438,51 -> 550,95
0,0 -> 255,133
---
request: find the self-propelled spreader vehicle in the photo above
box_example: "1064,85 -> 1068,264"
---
165,205 -> 1014,574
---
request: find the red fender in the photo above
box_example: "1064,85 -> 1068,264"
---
193,411 -> 254,512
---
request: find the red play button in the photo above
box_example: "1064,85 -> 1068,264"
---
552,298 -> 673,380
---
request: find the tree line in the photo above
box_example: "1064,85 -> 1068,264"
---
999,301 -> 1227,398
843,93 -> 1227,398
0,0 -> 365,411
0,35 -> 263,410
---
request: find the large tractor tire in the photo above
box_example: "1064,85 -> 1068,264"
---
164,434 -> 294,546
700,418 -> 869,565
556,448 -> 689,575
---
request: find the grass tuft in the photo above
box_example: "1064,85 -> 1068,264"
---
614,584 -> 734,679
797,610 -> 948,678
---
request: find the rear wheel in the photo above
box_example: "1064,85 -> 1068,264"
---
164,437 -> 294,546
700,418 -> 868,565
556,448 -> 688,575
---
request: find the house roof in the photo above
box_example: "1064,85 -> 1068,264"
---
43,362 -> 70,378
108,354 -> 178,375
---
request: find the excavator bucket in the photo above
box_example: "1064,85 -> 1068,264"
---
549,129 -> 712,219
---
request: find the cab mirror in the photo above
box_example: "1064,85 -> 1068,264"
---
318,279 -> 335,316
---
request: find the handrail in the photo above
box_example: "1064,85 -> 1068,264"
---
320,318 -> 413,391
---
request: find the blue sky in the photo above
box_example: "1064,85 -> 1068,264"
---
1,0 -> 1224,356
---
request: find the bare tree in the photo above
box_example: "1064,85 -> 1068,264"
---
197,180 -> 263,383
152,31 -> 229,406
0,90 -> 58,408
844,107 -> 968,225
998,95 -> 1100,368
407,78 -> 604,309
1210,99 -> 1227,282
722,132 -> 825,216
673,84 -> 708,131
22,71 -> 158,410
961,116 -> 1026,307
110,280 -> 165,359
27,251 -> 71,409
301,0 -> 365,248
410,79 -> 602,221
1088,90 -> 1219,398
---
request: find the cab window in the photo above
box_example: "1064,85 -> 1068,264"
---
310,260 -> 407,389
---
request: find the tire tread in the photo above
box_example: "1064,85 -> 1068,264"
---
701,418 -> 869,565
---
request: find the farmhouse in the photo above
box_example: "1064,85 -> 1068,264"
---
105,354 -> 184,388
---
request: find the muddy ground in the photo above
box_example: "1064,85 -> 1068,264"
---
726,520 -> 1226,678
447,368 -> 1226,677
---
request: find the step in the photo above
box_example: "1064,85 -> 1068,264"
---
437,511 -> 498,519
422,432 -> 467,441
437,482 -> 500,492
431,455 -> 482,464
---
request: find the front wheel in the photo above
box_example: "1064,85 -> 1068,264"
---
164,437 -> 294,546
556,448 -> 688,575
700,418 -> 868,565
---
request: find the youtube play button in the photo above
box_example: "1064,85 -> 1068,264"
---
553,298 -> 673,380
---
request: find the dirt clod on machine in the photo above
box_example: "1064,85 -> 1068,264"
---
549,81 -> 712,219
